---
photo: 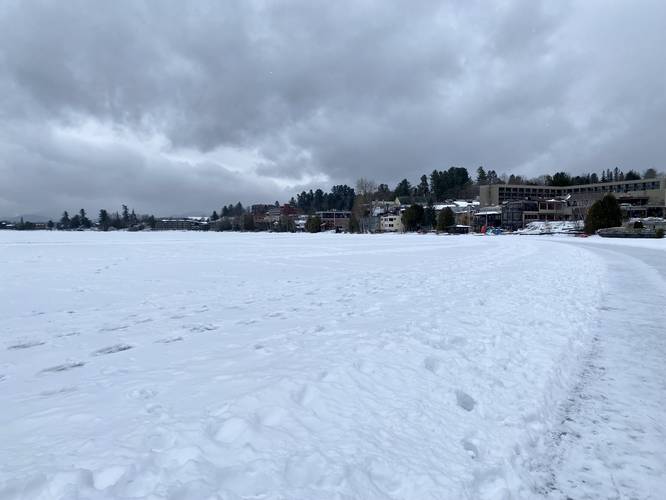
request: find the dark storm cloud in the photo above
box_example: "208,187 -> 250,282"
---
1,0 -> 665,216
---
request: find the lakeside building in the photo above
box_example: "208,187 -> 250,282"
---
479,177 -> 666,209
380,214 -> 403,232
500,199 -> 573,231
480,176 -> 666,230
316,210 -> 351,231
155,218 -> 209,230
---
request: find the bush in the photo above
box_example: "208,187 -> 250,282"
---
656,228 -> 664,239
306,215 -> 322,233
437,207 -> 455,232
633,220 -> 644,229
584,194 -> 622,235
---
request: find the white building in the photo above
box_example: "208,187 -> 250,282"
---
380,214 -> 403,232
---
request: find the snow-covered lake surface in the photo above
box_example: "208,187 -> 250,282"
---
1,232 -> 665,499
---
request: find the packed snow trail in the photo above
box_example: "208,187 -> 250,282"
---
0,232 -> 662,499
538,240 -> 666,499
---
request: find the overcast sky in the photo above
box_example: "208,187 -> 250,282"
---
1,0 -> 665,217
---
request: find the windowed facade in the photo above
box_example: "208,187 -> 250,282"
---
480,177 -> 666,207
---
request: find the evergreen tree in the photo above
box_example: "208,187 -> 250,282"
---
306,215 -> 321,233
98,209 -> 110,231
242,213 -> 255,231
60,211 -> 71,230
476,166 -> 487,184
79,208 -> 91,228
644,168 -> 657,179
211,210 -> 219,221
417,175 -> 430,197
437,207 -> 455,231
430,167 -> 472,200
423,203 -> 436,229
121,205 -> 130,227
70,214 -> 81,228
486,170 -> 499,185
550,172 -> 572,186
394,179 -> 412,198
111,211 -> 122,229
47,220 -> 54,230
313,189 -> 325,211
375,184 -> 393,201
625,170 -> 641,181
584,194 -> 622,234
401,204 -> 425,232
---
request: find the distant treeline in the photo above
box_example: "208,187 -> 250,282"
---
477,166 -> 660,187
4,166 -> 663,231
59,205 -> 156,231
216,167 -> 477,219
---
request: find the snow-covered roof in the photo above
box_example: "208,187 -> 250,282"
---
453,200 -> 480,208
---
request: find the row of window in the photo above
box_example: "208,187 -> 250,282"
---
499,181 -> 660,197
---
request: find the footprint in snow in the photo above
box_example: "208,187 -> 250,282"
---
461,438 -> 480,459
56,331 -> 80,338
236,319 -> 258,325
40,386 -> 78,397
128,387 -> 158,400
155,336 -> 183,344
40,362 -> 86,374
99,325 -> 130,332
188,324 -> 218,333
265,311 -> 285,319
424,356 -> 444,375
7,340 -> 46,350
92,344 -> 134,356
455,390 -> 477,412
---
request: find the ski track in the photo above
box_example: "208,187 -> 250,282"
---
0,231 -> 664,499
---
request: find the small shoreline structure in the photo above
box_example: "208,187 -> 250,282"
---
514,220 -> 585,236
597,217 -> 666,238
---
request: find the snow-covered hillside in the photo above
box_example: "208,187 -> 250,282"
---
1,232 -> 664,499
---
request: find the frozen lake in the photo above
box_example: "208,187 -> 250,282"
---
1,232 -> 665,499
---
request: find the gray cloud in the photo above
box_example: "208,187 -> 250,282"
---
1,0 -> 665,217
